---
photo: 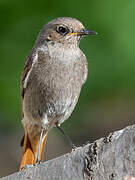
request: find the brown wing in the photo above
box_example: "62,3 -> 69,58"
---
21,50 -> 34,118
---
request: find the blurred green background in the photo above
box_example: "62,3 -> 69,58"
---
0,0 -> 135,177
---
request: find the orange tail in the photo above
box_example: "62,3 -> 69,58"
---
20,129 -> 47,170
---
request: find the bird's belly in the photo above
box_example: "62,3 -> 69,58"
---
44,94 -> 78,127
45,97 -> 72,116
23,91 -> 77,134
24,79 -> 80,119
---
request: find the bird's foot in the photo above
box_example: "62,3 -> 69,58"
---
21,164 -> 35,170
21,160 -> 41,170
71,145 -> 78,152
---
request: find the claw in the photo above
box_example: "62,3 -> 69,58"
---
34,160 -> 41,166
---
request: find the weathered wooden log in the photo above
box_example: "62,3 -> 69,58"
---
1,125 -> 135,180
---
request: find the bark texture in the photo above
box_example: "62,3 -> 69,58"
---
1,125 -> 135,180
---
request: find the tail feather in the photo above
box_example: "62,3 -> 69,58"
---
20,129 -> 47,170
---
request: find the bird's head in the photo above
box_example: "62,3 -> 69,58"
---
36,17 -> 97,47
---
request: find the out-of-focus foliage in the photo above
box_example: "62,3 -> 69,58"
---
0,0 -> 135,128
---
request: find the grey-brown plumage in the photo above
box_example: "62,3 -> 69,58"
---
20,17 -> 97,169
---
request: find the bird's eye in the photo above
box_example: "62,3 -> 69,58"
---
57,26 -> 69,35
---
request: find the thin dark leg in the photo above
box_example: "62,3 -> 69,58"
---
56,124 -> 76,150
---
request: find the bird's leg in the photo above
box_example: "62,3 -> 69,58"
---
56,123 -> 76,150
35,128 -> 44,165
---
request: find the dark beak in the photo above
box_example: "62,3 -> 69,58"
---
68,29 -> 97,36
78,28 -> 98,36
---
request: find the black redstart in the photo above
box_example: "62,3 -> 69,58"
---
20,17 -> 97,169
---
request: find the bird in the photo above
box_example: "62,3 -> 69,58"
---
20,17 -> 97,170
